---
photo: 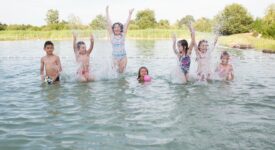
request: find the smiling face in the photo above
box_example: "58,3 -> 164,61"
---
78,44 -> 86,55
198,41 -> 209,53
139,68 -> 148,77
44,44 -> 54,55
177,43 -> 185,56
113,23 -> 122,35
221,55 -> 229,65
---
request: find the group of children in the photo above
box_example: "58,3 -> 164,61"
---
40,6 -> 234,84
172,23 -> 234,82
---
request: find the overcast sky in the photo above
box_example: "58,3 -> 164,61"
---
0,0 -> 273,25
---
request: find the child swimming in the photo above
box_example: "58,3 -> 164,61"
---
106,6 -> 134,73
172,23 -> 195,82
137,66 -> 151,82
215,51 -> 234,81
193,31 -> 219,81
40,41 -> 62,84
73,32 -> 94,82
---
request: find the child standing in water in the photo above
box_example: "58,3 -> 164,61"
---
106,6 -> 134,73
193,31 -> 219,81
73,33 -> 94,82
215,51 -> 234,81
172,23 -> 195,82
137,66 -> 151,83
40,41 -> 62,84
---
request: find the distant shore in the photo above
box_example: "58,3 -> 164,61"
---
0,30 -> 274,52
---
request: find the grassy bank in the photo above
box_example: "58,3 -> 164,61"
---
219,33 -> 275,51
0,30 -> 274,51
0,29 -> 211,40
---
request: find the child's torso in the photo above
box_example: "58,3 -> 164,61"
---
111,34 -> 126,54
44,56 -> 59,77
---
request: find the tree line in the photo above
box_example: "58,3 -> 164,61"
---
0,3 -> 274,39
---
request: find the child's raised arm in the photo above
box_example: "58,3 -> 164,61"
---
106,6 -> 113,35
87,34 -> 94,56
172,33 -> 179,57
187,23 -> 195,56
124,8 -> 134,35
73,32 -> 78,54
40,58 -> 44,81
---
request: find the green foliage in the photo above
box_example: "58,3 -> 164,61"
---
157,19 -> 170,29
135,9 -> 157,29
252,4 -> 275,39
178,15 -> 195,28
0,23 -> 7,30
67,15 -> 88,30
215,3 -> 253,35
90,15 -> 107,30
45,9 -> 59,25
6,24 -> 37,30
194,17 -> 213,32
128,20 -> 139,30
264,4 -> 275,25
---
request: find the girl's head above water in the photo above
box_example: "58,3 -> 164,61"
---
112,22 -> 124,35
198,39 -> 209,53
177,40 -> 189,56
77,41 -> 87,55
137,66 -> 151,82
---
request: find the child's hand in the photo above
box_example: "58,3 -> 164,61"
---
187,22 -> 194,33
106,6 -> 109,12
90,34 -> 94,42
129,8 -> 134,15
73,32 -> 77,39
172,33 -> 176,42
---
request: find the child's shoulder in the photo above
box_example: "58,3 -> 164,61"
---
53,54 -> 60,59
41,56 -> 47,61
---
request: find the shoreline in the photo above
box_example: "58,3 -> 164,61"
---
0,30 -> 274,52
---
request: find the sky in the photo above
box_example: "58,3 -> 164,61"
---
0,0 -> 273,26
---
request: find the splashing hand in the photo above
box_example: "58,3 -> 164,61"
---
73,32 -> 77,39
90,34 -> 94,42
187,22 -> 194,33
106,6 -> 109,12
172,33 -> 176,42
129,8 -> 134,15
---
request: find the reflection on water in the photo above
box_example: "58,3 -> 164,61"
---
0,40 -> 274,149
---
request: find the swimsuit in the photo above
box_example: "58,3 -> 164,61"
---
179,55 -> 191,74
111,33 -> 126,60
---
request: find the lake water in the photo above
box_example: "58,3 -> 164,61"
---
0,39 -> 274,149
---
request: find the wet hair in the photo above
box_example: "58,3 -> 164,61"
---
177,39 -> 189,54
198,39 -> 208,51
77,41 -> 86,49
137,66 -> 149,80
44,41 -> 54,48
112,22 -> 124,33
220,51 -> 230,59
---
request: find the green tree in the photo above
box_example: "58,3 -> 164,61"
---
215,3 -> 253,35
45,9 -> 59,25
135,9 -> 157,29
90,15 -> 107,30
263,4 -> 275,24
157,19 -> 170,29
128,20 -> 139,30
68,15 -> 85,30
194,17 -> 213,32
262,4 -> 275,38
178,15 -> 195,28
0,22 -> 7,30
